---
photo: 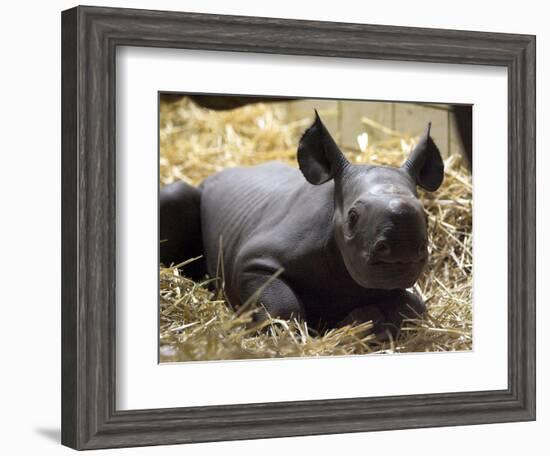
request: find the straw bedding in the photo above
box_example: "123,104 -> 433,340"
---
159,97 -> 472,362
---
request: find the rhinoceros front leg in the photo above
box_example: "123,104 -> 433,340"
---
338,305 -> 393,340
239,272 -> 305,323
339,290 -> 426,341
379,290 -> 426,332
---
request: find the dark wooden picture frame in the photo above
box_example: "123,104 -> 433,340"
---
61,5 -> 536,450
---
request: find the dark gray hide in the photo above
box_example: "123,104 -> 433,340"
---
195,112 -> 444,337
159,181 -> 206,279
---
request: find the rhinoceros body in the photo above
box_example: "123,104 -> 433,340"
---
160,113 -> 443,336
200,161 -> 401,327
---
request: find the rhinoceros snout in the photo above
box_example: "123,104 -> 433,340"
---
368,235 -> 428,265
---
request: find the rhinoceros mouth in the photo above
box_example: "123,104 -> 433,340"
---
349,258 -> 427,290
369,258 -> 427,266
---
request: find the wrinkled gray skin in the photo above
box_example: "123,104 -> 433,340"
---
161,112 -> 444,339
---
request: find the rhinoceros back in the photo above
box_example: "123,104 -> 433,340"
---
199,161 -> 312,300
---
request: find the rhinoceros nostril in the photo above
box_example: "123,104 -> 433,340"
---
373,240 -> 391,257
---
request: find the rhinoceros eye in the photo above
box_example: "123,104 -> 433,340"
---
347,209 -> 359,230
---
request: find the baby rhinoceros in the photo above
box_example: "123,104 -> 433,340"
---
161,112 -> 444,339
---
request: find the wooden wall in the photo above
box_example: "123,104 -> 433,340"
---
287,99 -> 465,158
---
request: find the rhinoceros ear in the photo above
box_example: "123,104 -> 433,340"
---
297,110 -> 349,185
402,122 -> 444,192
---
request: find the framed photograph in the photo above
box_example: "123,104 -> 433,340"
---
61,5 -> 536,450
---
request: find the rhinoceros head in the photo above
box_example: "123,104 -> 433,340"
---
297,111 -> 443,290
